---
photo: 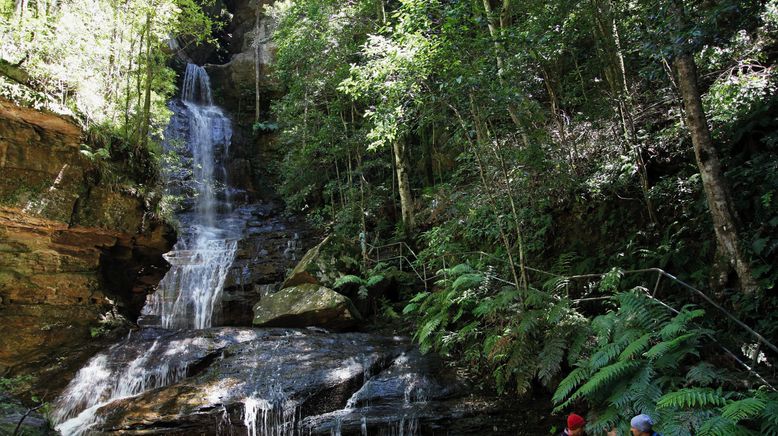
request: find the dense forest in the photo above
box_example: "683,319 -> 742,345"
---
1,0 -> 777,434
268,0 -> 778,432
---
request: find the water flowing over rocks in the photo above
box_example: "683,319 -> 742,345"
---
141,64 -> 240,330
38,7 -> 549,434
56,328 -> 539,435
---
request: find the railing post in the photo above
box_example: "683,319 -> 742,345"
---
652,270 -> 662,297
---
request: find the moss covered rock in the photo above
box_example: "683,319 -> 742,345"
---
252,283 -> 361,330
282,235 -> 360,289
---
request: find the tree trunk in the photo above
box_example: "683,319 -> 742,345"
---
592,0 -> 657,223
14,0 -> 28,20
254,5 -> 262,123
392,138 -> 415,235
481,0 -> 524,128
471,95 -> 528,289
450,102 -> 524,299
139,12 -> 154,150
671,1 -> 756,293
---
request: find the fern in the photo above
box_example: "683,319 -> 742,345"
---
588,342 -> 624,370
333,274 -> 365,288
365,273 -> 385,287
552,366 -> 591,407
618,333 -> 652,361
567,327 -> 592,365
644,332 -> 697,360
659,308 -> 704,340
451,272 -> 484,291
721,396 -> 766,422
696,416 -> 747,436
417,315 -> 444,344
537,336 -> 566,387
577,360 -> 642,398
657,388 -> 727,409
686,362 -> 723,387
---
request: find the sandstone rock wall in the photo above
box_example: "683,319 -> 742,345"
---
0,99 -> 174,386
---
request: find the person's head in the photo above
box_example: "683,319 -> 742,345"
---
567,413 -> 586,436
630,414 -> 654,436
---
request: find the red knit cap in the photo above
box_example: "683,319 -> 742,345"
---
567,413 -> 585,430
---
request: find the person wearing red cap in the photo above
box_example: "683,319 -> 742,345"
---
559,413 -> 586,436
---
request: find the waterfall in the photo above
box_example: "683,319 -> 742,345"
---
141,64 -> 239,330
54,64 -> 242,433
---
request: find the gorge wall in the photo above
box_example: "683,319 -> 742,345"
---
0,99 -> 174,390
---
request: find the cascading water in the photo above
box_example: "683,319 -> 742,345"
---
53,64 -> 243,434
142,63 -> 239,330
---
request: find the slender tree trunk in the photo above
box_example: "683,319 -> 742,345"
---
472,96 -> 528,289
392,138 -> 415,235
671,0 -> 756,293
254,4 -> 262,123
450,102 -> 523,299
123,35 -> 136,143
592,0 -> 657,223
139,12 -> 154,150
14,0 -> 28,20
481,0 -> 524,128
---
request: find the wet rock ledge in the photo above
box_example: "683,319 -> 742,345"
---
68,327 -> 543,435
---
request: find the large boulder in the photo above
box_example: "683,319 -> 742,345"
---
252,283 -> 361,330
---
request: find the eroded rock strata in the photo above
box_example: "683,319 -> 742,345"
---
0,99 -> 174,389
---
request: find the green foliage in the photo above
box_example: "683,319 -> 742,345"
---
405,263 -> 589,393
1,0 -> 215,156
553,290 -> 775,435
252,121 -> 279,133
267,0 -> 778,430
0,375 -> 33,396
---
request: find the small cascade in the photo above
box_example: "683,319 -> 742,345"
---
53,337 -> 192,434
242,396 -> 298,436
141,63 -> 240,330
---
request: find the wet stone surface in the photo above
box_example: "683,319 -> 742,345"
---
56,327 -> 543,435
219,201 -> 314,327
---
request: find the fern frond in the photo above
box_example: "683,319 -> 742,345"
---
645,332 -> 697,360
552,366 -> 591,406
618,333 -> 652,361
589,342 -> 624,370
537,336 -> 566,387
686,362 -> 723,387
542,275 -> 570,294
577,360 -> 642,398
439,263 -> 474,278
591,313 -> 617,343
365,273 -> 386,287
417,315 -> 445,344
696,415 -> 750,436
333,274 -> 365,288
408,291 -> 429,304
451,273 -> 484,292
657,388 -> 727,409
567,327 -> 592,365
659,308 -> 705,340
721,396 -> 766,422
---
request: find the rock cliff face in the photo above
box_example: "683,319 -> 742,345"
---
206,0 -> 278,116
0,99 -> 174,389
